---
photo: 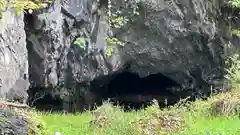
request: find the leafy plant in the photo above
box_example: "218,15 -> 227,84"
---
74,37 -> 86,50
0,0 -> 52,18
228,0 -> 240,8
110,16 -> 129,28
230,28 -> 240,36
107,0 -> 141,29
0,1 -> 7,18
210,93 -> 240,116
224,53 -> 240,89
12,0 -> 40,15
105,36 -> 124,56
105,0 -> 142,56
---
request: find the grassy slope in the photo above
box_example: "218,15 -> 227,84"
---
38,91 -> 240,135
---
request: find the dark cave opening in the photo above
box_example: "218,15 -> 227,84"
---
27,71 -> 191,112
90,71 -> 183,111
27,87 -> 64,112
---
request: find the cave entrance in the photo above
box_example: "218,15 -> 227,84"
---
27,71 -> 186,112
90,71 -> 183,111
27,87 -> 64,112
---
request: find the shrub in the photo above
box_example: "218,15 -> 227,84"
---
89,101 -> 139,135
229,0 -> 240,8
210,92 -> 240,116
225,53 -> 240,90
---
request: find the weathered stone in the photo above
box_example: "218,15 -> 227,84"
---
0,2 -> 29,104
0,106 -> 47,135
24,0 -> 239,111
25,0 -> 112,111
0,109 -> 28,135
109,0 -> 233,97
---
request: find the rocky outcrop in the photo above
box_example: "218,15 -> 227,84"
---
0,107 -> 46,135
24,0 -> 238,111
113,0 -> 232,91
0,109 -> 29,135
96,0 -> 235,99
24,0 -> 113,111
0,2 -> 29,104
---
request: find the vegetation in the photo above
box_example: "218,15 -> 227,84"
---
230,28 -> 240,36
105,0 -> 142,56
74,37 -> 86,50
0,0 -> 51,18
3,91 -> 240,135
37,92 -> 240,135
0,1 -> 7,18
12,0 -> 52,15
105,37 -> 124,56
73,0 -> 142,57
228,0 -> 240,36
0,105 -> 47,135
225,53 -> 240,89
228,0 -> 240,8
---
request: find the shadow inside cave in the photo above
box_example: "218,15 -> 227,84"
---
90,71 -> 186,111
28,71 -> 194,113
27,87 -> 64,112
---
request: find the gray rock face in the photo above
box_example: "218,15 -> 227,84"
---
25,0 -> 112,111
25,0 -> 110,88
0,4 -> 29,104
25,0 -> 237,111
112,0 -> 233,95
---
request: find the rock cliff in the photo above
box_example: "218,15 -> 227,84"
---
1,0 -> 239,112
0,2 -> 29,104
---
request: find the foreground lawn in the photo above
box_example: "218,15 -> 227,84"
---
40,112 -> 93,135
178,115 -> 240,135
39,92 -> 240,135
40,108 -> 142,135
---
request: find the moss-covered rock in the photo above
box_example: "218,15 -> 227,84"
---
0,106 -> 47,135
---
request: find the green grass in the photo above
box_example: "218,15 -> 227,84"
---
36,92 -> 240,135
183,117 -> 240,134
39,104 -> 142,135
40,112 -> 93,135
176,114 -> 240,135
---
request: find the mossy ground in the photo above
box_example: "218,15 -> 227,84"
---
34,91 -> 240,135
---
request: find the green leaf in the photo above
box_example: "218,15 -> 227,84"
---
229,0 -> 240,8
74,37 -> 85,49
